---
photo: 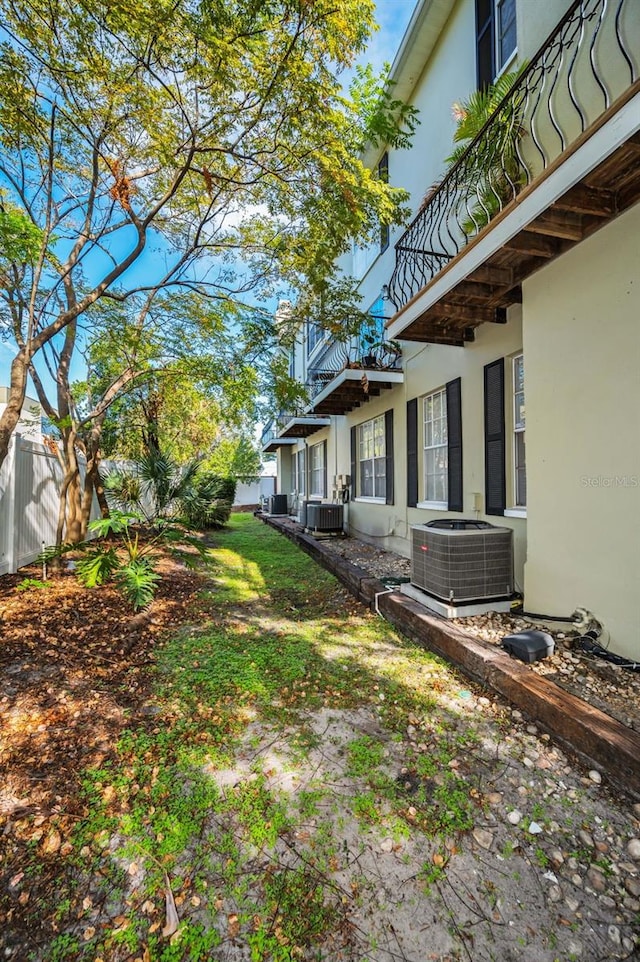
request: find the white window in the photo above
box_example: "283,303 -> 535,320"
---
292,448 -> 305,496
496,0 -> 517,72
309,442 -> 325,498
358,415 -> 386,499
297,448 -> 306,496
307,320 -> 323,357
423,388 -> 448,504
378,152 -> 390,253
513,354 -> 526,506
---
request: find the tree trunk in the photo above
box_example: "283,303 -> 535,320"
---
92,466 -> 111,519
56,428 -> 83,545
0,351 -> 30,469
79,412 -> 109,537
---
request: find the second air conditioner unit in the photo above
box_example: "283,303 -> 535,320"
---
411,519 -> 513,603
306,502 -> 344,533
267,493 -> 289,515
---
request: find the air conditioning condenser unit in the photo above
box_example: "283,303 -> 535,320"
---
267,493 -> 289,515
411,519 -> 513,603
306,503 -> 344,533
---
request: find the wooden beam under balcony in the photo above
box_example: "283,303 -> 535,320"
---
526,211 -> 585,241
425,302 -> 507,325
309,368 -> 404,416
552,184 -> 614,217
465,265 -> 514,286
504,231 -> 563,258
279,416 -> 331,438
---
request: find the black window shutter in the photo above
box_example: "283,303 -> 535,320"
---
350,426 -> 357,499
384,409 -> 394,505
476,0 -> 495,89
484,358 -> 506,516
407,398 -> 418,508
322,439 -> 327,498
446,378 -> 463,512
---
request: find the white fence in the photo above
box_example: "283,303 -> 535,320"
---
234,475 -> 276,507
0,433 -> 101,576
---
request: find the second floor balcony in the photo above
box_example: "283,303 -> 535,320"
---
305,324 -> 404,416
386,0 -> 640,344
261,411 -> 331,452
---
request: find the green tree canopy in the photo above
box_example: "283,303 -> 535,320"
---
0,0 -> 414,466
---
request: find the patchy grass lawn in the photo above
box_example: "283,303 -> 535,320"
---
1,514 -> 638,962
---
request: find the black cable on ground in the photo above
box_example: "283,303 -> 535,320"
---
577,629 -> 640,671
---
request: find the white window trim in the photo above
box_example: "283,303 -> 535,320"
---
357,414 -> 386,500
309,442 -> 325,498
307,321 -> 326,360
423,388 -> 448,506
511,352 -> 526,510
416,500 -> 448,511
495,0 -> 517,75
496,47 -> 518,79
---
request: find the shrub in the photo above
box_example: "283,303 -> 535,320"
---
182,473 -> 237,530
75,511 -> 205,609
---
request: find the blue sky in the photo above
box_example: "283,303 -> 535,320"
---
367,0 -> 418,70
0,1 -> 419,390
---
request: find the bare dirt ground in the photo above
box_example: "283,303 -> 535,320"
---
1,517 -> 640,961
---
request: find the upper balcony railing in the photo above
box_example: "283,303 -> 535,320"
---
306,321 -> 402,400
387,0 -> 638,311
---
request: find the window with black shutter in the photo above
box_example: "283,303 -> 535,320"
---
476,0 -> 494,89
446,378 -> 463,511
484,358 -> 506,515
476,0 -> 517,88
407,398 -> 418,508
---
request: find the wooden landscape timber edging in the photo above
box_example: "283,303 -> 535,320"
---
259,513 -> 640,799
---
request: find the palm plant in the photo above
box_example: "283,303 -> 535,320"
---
446,67 -> 528,236
104,450 -> 202,523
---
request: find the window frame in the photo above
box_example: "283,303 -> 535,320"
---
356,414 -> 386,501
378,152 -> 390,254
512,352 -> 526,508
496,0 -> 517,74
420,387 -> 448,508
291,448 -> 306,497
309,441 -> 325,498
306,320 -> 324,358
476,0 -> 517,89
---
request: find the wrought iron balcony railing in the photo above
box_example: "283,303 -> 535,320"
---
387,0 -> 638,311
306,329 -> 402,401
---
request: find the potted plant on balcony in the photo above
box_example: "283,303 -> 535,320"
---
446,66 -> 527,236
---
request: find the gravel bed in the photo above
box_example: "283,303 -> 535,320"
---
312,530 -> 640,734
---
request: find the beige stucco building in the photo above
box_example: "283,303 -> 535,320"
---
262,0 -> 640,661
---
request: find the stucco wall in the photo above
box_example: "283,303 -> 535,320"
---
516,0 -> 574,61
355,0 -> 476,301
340,310 -> 527,588
523,202 -> 640,659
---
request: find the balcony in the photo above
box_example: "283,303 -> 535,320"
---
278,415 -> 332,438
261,411 -> 331,453
260,417 -> 298,454
306,331 -> 403,416
386,0 -> 640,343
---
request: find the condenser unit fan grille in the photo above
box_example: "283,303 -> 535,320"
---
306,503 -> 343,533
411,520 -> 513,603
